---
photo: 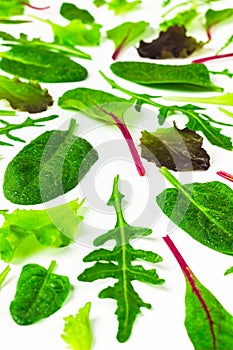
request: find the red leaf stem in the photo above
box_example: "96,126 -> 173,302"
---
217,170 -> 233,183
192,53 -> 233,64
21,2 -> 50,10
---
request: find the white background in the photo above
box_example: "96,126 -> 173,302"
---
0,0 -> 233,349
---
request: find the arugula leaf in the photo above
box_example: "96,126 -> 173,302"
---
0,199 -> 83,262
60,3 -> 95,23
3,119 -> 98,204
0,115 -> 58,147
62,302 -> 92,350
10,261 -> 70,325
107,21 -> 149,60
137,25 -> 204,59
205,8 -> 233,40
110,61 -> 222,91
78,175 -> 164,342
0,31 -> 91,60
165,93 -> 233,106
210,68 -> 233,78
164,235 -> 233,350
159,9 -> 198,31
157,167 -> 233,255
0,46 -> 88,83
101,72 -> 232,150
0,75 -> 53,113
0,265 -> 10,287
140,124 -> 210,171
58,87 -> 145,176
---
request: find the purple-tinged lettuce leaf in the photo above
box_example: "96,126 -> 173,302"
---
164,234 -> 233,350
107,21 -> 149,60
140,124 -> 210,171
137,25 -> 204,59
205,8 -> 233,40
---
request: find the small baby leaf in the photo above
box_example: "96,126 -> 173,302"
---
111,61 -> 222,91
140,124 -> 210,171
205,8 -> 233,40
0,75 -> 53,113
137,25 -> 204,59
159,9 -> 198,31
108,0 -> 141,15
3,119 -> 98,204
60,3 -> 95,23
107,21 -> 149,60
78,175 -> 164,342
158,167 -> 233,255
62,302 -> 93,350
10,261 -> 70,325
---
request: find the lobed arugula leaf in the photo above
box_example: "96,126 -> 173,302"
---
157,167 -> 233,255
0,115 -> 58,147
0,75 -> 53,113
101,72 -> 232,150
60,3 -> 95,23
62,302 -> 93,350
78,175 -> 164,342
3,119 -> 98,204
10,261 -> 70,325
205,8 -> 233,40
0,198 -> 83,262
164,235 -> 233,350
140,124 -> 210,171
110,61 -> 222,91
0,46 -> 88,83
106,21 -> 149,60
58,87 -> 145,176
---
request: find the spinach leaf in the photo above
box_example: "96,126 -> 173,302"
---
205,8 -> 233,40
0,31 -> 91,60
62,302 -> 93,350
3,119 -> 98,204
78,175 -> 164,342
0,115 -> 58,147
0,75 -> 53,113
164,235 -> 233,350
107,21 -> 149,60
0,198 -> 83,262
60,3 -> 95,23
110,61 -> 222,91
101,72 -> 232,150
140,124 -> 210,171
10,261 -> 70,325
157,167 -> 233,255
58,87 -> 145,176
0,46 -> 88,83
165,92 -> 233,106
137,25 -> 204,59
159,9 -> 198,31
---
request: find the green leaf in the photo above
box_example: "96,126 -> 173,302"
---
0,0 -> 24,17
210,69 -> 233,78
205,8 -> 233,40
0,46 -> 88,83
3,119 -> 98,205
164,235 -> 233,350
0,115 -> 58,146
165,92 -> 233,106
93,0 -> 106,7
62,302 -> 92,350
158,167 -> 233,255
0,265 -> 10,287
110,61 -> 222,91
140,124 -> 210,171
0,19 -> 31,24
0,75 -> 53,113
60,3 -> 95,23
137,25 -> 204,59
159,9 -> 198,31
10,261 -> 70,325
107,21 -> 149,60
225,266 -> 233,276
216,35 -> 233,55
108,0 -> 141,15
78,175 -> 164,342
220,107 -> 233,119
0,198 -> 83,262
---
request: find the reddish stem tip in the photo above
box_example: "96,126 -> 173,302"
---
217,170 -> 233,183
22,2 -> 50,10
193,52 -> 233,64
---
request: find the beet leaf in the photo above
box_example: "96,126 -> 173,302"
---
140,124 -> 210,171
205,8 -> 233,40
157,167 -> 233,254
106,21 -> 149,60
164,235 -> 233,350
78,175 -> 164,342
58,87 -> 146,176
